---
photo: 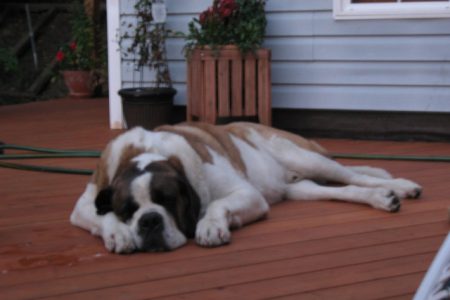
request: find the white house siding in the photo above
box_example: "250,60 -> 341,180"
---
116,0 -> 450,119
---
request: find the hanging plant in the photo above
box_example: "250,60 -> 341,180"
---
120,0 -> 177,88
118,0 -> 179,129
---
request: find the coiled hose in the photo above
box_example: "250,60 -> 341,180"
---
0,143 -> 449,176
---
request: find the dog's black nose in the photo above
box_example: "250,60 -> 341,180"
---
138,212 -> 164,233
138,212 -> 168,252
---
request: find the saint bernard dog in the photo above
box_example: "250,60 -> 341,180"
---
70,122 -> 422,253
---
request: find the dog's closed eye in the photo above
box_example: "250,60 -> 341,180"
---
116,196 -> 139,222
95,187 -> 114,215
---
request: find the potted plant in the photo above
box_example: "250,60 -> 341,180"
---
183,0 -> 271,125
118,0 -> 176,130
56,5 -> 96,98
184,0 -> 266,55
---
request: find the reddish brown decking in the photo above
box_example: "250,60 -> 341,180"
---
0,98 -> 449,300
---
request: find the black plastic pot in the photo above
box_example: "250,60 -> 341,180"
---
118,87 -> 176,130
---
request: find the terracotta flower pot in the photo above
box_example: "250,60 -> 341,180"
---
62,70 -> 94,98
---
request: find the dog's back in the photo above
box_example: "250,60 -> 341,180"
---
154,122 -> 327,205
223,122 -> 327,156
156,122 -> 327,158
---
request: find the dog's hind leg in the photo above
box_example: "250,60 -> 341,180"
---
285,179 -> 401,212
269,142 -> 421,200
313,158 -> 422,199
316,158 -> 421,199
195,188 -> 269,247
347,166 -> 393,179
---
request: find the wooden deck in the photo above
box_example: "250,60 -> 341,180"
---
0,98 -> 449,300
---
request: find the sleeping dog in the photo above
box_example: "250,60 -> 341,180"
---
70,122 -> 422,253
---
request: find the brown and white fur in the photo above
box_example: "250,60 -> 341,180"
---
70,122 -> 422,253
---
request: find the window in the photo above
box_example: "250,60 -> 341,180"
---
334,0 -> 450,19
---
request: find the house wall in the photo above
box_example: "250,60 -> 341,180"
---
110,0 -> 450,128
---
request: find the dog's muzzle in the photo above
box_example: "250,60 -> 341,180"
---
138,212 -> 169,252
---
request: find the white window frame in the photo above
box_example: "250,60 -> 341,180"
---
334,0 -> 450,20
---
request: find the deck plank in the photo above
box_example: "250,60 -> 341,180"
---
155,253 -> 434,300
279,273 -> 424,300
2,220 -> 447,298
0,98 -> 449,299
37,246 -> 437,300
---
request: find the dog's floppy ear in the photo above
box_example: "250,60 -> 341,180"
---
178,177 -> 201,238
167,156 -> 185,175
149,157 -> 201,238
95,187 -> 114,215
167,156 -> 200,238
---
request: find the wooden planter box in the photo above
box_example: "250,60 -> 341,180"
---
187,45 -> 271,125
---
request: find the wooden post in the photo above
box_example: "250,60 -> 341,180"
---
258,51 -> 272,126
244,57 -> 256,117
204,59 -> 217,123
218,59 -> 230,117
186,51 -> 194,121
231,58 -> 243,117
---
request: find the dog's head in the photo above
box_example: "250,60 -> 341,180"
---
94,153 -> 201,252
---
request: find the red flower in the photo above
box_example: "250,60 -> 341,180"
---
56,50 -> 65,62
221,0 -> 237,9
199,10 -> 208,25
199,6 -> 215,25
218,0 -> 237,18
69,41 -> 77,51
220,8 -> 232,18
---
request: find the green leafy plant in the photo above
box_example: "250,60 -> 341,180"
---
120,0 -> 175,88
55,5 -> 94,71
184,0 -> 267,55
0,48 -> 18,73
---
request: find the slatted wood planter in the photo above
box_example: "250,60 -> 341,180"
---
187,45 -> 271,125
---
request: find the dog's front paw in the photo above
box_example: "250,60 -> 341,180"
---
196,217 -> 230,247
101,214 -> 135,254
370,188 -> 401,213
389,178 -> 422,199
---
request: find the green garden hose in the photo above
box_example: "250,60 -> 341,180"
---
0,144 -> 100,155
0,143 -> 449,176
331,153 -> 450,163
0,153 -> 101,159
0,143 -> 100,175
0,160 -> 94,175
